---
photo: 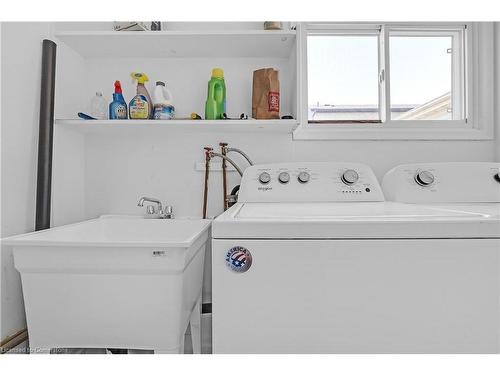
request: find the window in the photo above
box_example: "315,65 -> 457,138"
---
308,35 -> 380,123
389,29 -> 464,121
303,23 -> 476,135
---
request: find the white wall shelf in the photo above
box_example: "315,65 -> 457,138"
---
55,30 -> 296,58
56,119 -> 299,134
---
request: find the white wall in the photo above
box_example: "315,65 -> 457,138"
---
82,132 -> 496,220
0,22 -> 52,342
495,23 -> 500,161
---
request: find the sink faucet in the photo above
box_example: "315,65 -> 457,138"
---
137,197 -> 174,219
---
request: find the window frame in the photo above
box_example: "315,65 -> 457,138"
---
307,26 -> 382,124
294,22 -> 494,140
387,26 -> 465,123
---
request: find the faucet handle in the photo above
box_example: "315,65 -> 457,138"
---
164,205 -> 174,219
146,205 -> 156,215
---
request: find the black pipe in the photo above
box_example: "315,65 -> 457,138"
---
228,185 -> 240,208
35,39 -> 57,231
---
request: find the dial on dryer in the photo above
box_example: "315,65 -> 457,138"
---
414,170 -> 435,186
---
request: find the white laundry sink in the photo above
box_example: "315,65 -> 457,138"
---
2,215 -> 211,354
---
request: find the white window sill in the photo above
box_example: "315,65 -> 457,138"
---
292,125 -> 493,141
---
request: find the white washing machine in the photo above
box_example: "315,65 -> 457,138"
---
211,162 -> 500,353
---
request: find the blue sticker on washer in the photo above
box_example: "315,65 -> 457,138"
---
226,246 -> 252,273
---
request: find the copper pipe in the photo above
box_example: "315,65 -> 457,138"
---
202,147 -> 212,219
220,142 -> 228,210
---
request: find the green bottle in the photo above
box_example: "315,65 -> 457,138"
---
205,68 -> 226,120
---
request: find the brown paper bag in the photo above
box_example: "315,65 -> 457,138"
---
252,68 -> 280,119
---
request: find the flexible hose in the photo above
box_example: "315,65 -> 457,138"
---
227,185 -> 240,208
230,185 -> 240,196
227,147 -> 254,166
209,152 -> 244,176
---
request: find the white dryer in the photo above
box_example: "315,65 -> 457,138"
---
382,162 -> 500,214
211,162 -> 500,353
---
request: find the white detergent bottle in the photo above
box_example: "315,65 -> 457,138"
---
153,81 -> 175,120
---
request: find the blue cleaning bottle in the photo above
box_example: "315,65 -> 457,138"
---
109,80 -> 128,119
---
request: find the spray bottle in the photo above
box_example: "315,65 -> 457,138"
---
129,72 -> 153,119
109,81 -> 128,120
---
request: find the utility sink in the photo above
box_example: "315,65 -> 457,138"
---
2,215 -> 211,354
2,215 -> 211,247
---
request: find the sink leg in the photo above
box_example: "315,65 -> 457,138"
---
189,296 -> 202,354
180,333 -> 185,354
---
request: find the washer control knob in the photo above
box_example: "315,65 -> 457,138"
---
278,172 -> 290,184
297,171 -> 310,184
414,170 -> 435,186
258,172 -> 271,184
341,169 -> 359,185
494,173 -> 500,183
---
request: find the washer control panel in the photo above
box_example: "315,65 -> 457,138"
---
382,162 -> 500,203
238,162 -> 384,203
